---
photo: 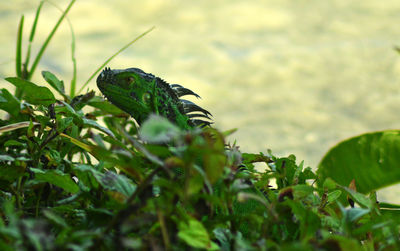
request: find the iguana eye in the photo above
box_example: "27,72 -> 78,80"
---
143,92 -> 151,104
127,76 -> 135,84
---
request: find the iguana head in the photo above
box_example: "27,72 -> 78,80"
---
97,67 -> 157,123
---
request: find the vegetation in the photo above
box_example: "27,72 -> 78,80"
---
0,1 -> 399,250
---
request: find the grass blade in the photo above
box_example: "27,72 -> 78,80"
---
77,26 -> 155,95
15,15 -> 24,78
68,22 -> 77,97
24,1 -> 44,72
27,0 -> 76,80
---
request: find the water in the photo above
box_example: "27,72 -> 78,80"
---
1,0 -> 400,200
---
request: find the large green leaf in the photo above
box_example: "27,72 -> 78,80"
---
317,130 -> 400,193
74,165 -> 136,197
5,77 -> 55,106
30,168 -> 79,193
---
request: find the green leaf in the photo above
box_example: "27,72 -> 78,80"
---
88,97 -> 125,115
326,190 -> 342,205
4,140 -> 25,148
317,130 -> 400,194
5,77 -> 55,105
94,171 -> 136,198
292,184 -> 314,199
74,165 -> 136,197
41,70 -> 73,103
322,177 -> 337,190
42,71 -> 66,97
83,118 -> 115,138
0,155 -> 15,162
341,186 -> 373,208
139,115 -> 180,143
73,164 -> 100,190
56,117 -> 74,132
0,89 -> 21,117
30,168 -> 79,193
345,207 -> 370,223
177,217 -> 218,250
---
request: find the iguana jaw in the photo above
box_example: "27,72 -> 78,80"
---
96,67 -> 151,123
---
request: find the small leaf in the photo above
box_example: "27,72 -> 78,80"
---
42,71 -> 67,98
88,97 -> 125,115
323,177 -> 337,190
292,184 -> 314,199
327,190 -> 342,204
139,115 -> 180,143
345,207 -> 370,222
93,171 -> 136,198
74,165 -> 136,198
341,186 -> 373,208
0,89 -> 21,117
30,168 -> 79,193
83,118 -> 115,138
5,77 -> 55,105
0,155 -> 15,162
56,117 -> 74,132
177,217 -> 219,250
4,140 -> 25,147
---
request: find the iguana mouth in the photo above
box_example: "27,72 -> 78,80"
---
96,67 -> 115,90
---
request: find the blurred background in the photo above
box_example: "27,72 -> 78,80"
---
1,1 -> 400,200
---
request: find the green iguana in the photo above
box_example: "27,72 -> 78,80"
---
96,67 -> 212,129
97,67 -> 264,235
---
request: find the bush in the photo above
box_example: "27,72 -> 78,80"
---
0,1 -> 399,250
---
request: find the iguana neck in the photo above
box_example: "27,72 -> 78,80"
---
153,77 -> 193,129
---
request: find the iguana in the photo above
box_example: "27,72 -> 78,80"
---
96,67 -> 212,129
97,67 -> 264,235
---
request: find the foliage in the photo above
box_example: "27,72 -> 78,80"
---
0,1 -> 400,250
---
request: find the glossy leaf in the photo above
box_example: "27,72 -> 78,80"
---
5,77 -> 55,105
318,130 -> 400,194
